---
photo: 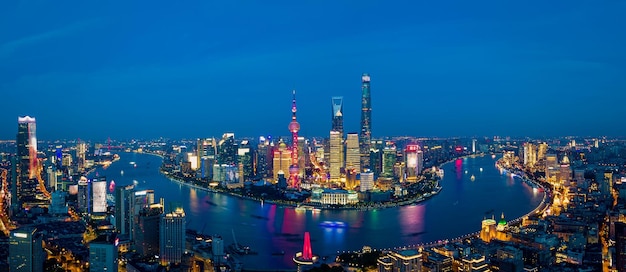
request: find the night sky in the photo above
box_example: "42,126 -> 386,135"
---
1,1 -> 625,140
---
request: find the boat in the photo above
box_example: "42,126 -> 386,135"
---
470,175 -> 476,181
120,170 -> 124,176
229,230 -> 255,255
319,221 -> 348,228
295,204 -> 320,212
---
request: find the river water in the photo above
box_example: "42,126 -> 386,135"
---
90,153 -> 542,270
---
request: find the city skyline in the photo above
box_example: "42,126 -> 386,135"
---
1,2 -> 625,140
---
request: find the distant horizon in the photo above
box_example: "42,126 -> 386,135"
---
2,2 -> 625,139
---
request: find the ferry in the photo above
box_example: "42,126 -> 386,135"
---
319,221 -> 348,228
295,204 -> 321,212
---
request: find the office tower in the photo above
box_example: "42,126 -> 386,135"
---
197,138 -> 217,179
160,206 -> 186,265
460,254 -> 489,272
130,189 -> 155,241
369,149 -> 382,178
558,155 -> 571,186
237,141 -> 254,182
537,143 -> 548,161
92,177 -> 107,213
272,141 -> 292,182
89,235 -> 119,272
77,176 -> 90,213
382,146 -> 397,178
359,74 -> 372,171
256,136 -> 270,179
135,203 -> 163,257
76,141 -> 86,172
217,133 -> 237,166
9,227 -> 44,272
16,116 -> 38,204
331,96 -> 344,133
545,154 -> 559,184
288,90 -> 301,188
523,143 -> 537,168
329,131 -> 343,181
115,185 -> 134,236
360,171 -> 374,192
404,145 -> 422,181
346,133 -> 360,174
598,170 -> 614,197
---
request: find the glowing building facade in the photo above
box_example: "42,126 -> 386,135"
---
405,145 -> 423,181
273,141 -> 292,182
345,133 -> 360,174
9,227 -> 44,272
160,207 -> 186,265
359,74 -> 372,171
16,116 -> 38,206
331,96 -> 344,133
329,131 -> 343,181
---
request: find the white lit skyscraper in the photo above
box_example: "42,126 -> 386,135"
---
329,131 -> 343,181
160,206 -> 186,265
345,133 -> 360,174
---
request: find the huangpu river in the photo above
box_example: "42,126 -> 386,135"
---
90,153 -> 542,270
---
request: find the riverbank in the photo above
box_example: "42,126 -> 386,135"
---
154,152 -> 452,211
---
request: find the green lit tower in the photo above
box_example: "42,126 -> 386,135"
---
359,74 -> 372,172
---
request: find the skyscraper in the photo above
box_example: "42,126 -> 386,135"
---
217,133 -> 237,166
115,185 -> 134,236
382,146 -> 396,178
273,141 -> 292,182
16,116 -> 38,204
331,96 -> 343,133
345,133 -> 360,174
359,74 -> 372,172
89,235 -> 119,272
329,131 -> 343,181
405,145 -> 422,181
9,227 -> 44,272
288,90 -> 301,188
160,206 -> 186,265
135,203 -> 163,257
237,141 -> 254,182
256,136 -> 270,179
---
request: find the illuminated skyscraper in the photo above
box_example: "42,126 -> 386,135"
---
135,203 -> 163,257
76,141 -> 87,173
237,141 -> 254,182
359,74 -> 372,171
405,145 -> 423,181
331,96 -> 343,134
217,133 -> 237,166
160,206 -> 186,265
16,116 -> 38,205
360,171 -> 374,192
115,185 -> 135,236
273,141 -> 292,182
92,177 -> 107,213
382,146 -> 396,178
329,131 -> 343,181
345,133 -> 360,173
288,90 -> 301,188
256,136 -> 270,179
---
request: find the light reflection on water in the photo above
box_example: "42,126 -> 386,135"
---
93,153 -> 542,270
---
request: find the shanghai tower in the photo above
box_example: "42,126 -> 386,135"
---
359,73 -> 371,171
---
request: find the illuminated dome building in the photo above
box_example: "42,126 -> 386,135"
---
480,216 -> 497,243
497,213 -> 507,232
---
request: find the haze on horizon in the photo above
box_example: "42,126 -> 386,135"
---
1,1 -> 625,141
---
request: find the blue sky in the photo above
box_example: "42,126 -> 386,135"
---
1,1 -> 625,140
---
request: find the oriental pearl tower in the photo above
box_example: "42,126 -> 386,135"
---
288,90 -> 300,189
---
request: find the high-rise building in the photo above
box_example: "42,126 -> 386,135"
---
135,203 -> 163,257
9,227 -> 44,272
77,176 -> 90,213
360,171 -> 374,192
382,146 -> 396,178
115,185 -> 134,236
369,147 -> 382,178
197,138 -> 217,178
404,145 -> 423,181
331,96 -> 343,134
359,74 -> 372,172
272,141 -> 292,182
615,222 -> 626,271
256,136 -> 270,179
217,133 -> 237,166
329,131 -> 343,181
76,141 -> 87,173
92,177 -> 107,213
345,133 -> 360,174
160,206 -> 186,265
237,141 -> 254,182
130,189 -> 155,241
288,90 -> 301,188
89,235 -> 119,272
16,116 -> 38,204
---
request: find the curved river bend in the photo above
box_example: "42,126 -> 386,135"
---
91,153 -> 542,270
